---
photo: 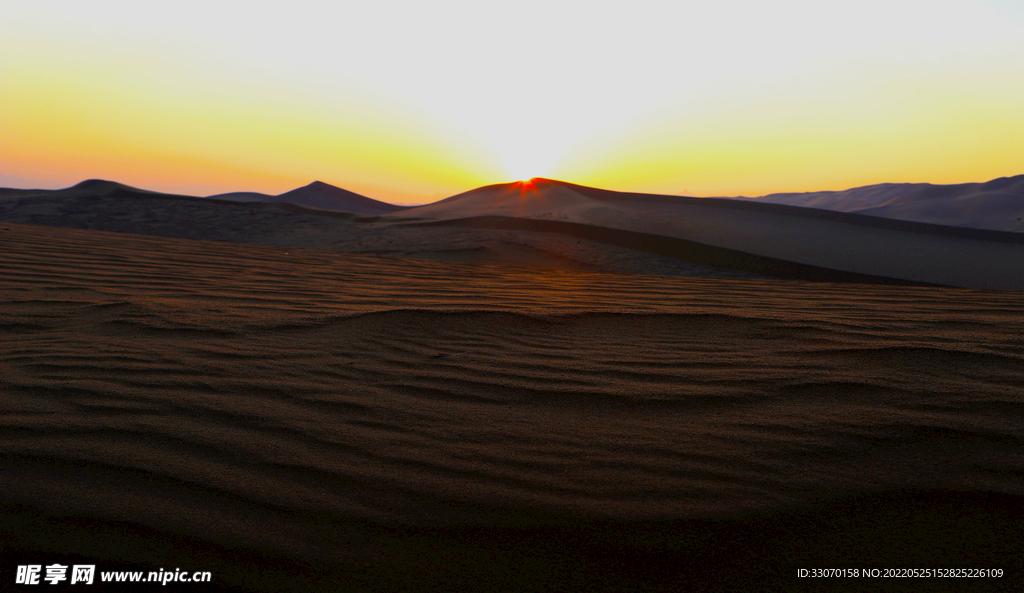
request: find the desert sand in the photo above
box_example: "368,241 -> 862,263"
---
386,179 -> 1024,290
3,177 -> 1022,289
0,180 -> 771,279
1,219 -> 1023,592
209,181 -> 408,215
1,176 -> 1023,591
747,174 -> 1024,232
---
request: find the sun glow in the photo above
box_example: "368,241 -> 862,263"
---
2,1 -> 1023,202
517,178 -> 538,192
492,138 -> 562,186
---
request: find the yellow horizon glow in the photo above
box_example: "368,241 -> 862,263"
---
3,1 -> 1024,204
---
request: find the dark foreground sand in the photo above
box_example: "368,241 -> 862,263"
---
1,223 -> 1023,592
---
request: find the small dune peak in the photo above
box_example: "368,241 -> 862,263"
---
71,179 -> 122,191
66,179 -> 138,197
283,181 -> 352,198
274,180 -> 404,214
304,181 -> 336,190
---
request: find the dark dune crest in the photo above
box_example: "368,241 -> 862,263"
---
68,179 -> 133,193
59,179 -> 197,200
211,180 -> 407,215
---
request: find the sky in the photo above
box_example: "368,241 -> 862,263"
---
2,0 -> 1023,204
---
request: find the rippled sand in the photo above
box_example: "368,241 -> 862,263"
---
2,223 -> 1022,592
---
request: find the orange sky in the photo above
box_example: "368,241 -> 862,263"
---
3,1 -> 1023,204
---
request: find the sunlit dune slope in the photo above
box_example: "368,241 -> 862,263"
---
390,178 -> 1024,291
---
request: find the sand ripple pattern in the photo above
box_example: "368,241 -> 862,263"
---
2,223 -> 1023,589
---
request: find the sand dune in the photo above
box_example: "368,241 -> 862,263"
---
1,222 -> 1022,592
388,179 -> 1024,290
0,178 -> 405,216
2,176 -> 1023,289
0,181 -> 771,279
2,175 -> 1021,591
209,180 -> 407,215
747,174 -> 1024,232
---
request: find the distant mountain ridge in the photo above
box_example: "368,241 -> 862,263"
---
0,179 -> 407,216
3,174 -> 1022,230
743,174 -> 1024,232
